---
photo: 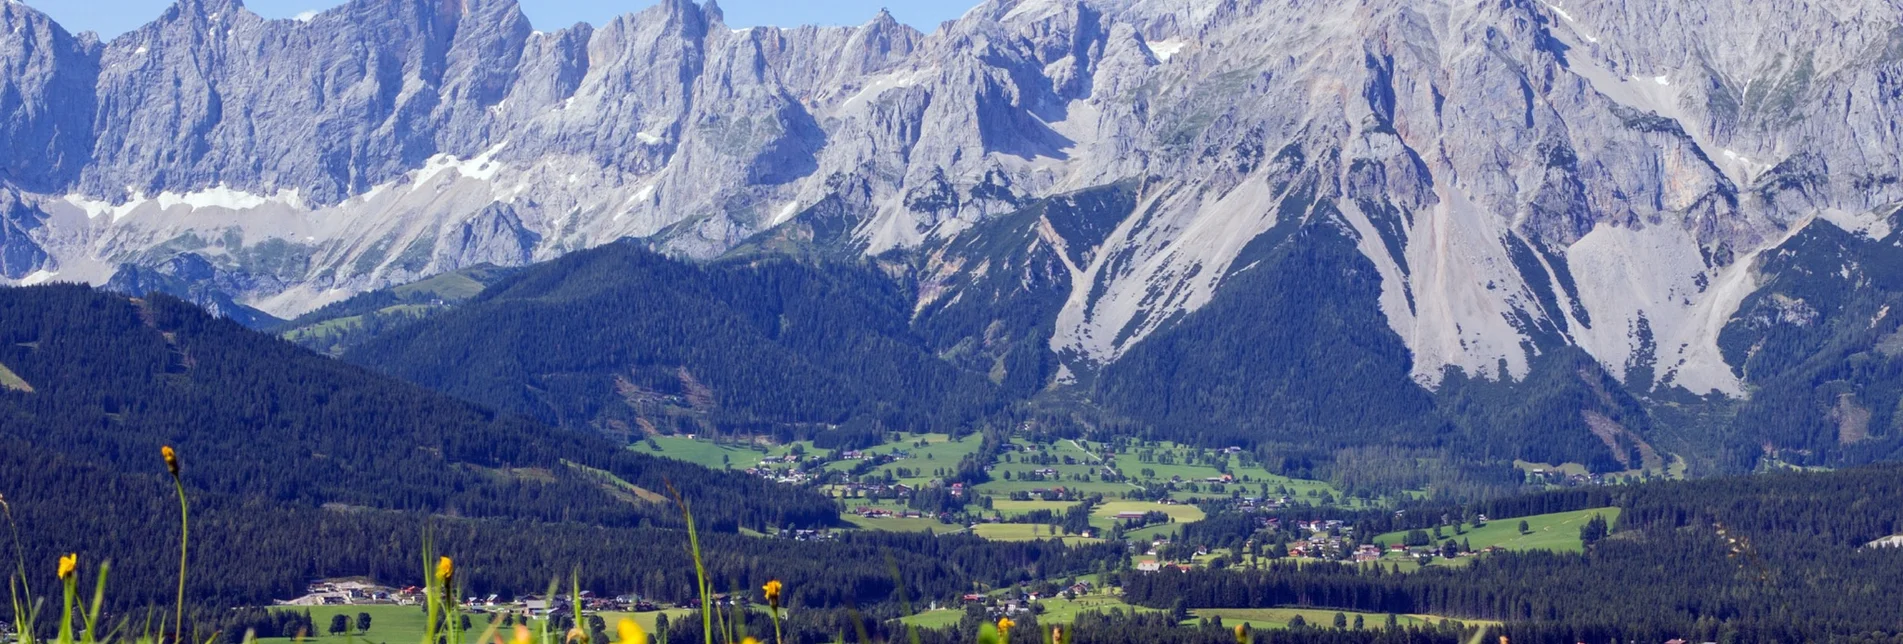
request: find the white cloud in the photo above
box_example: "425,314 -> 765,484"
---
293,10 -> 319,22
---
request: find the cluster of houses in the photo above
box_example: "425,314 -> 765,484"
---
1524,468 -> 1611,486
745,465 -> 818,486
852,506 -> 926,519
833,480 -> 918,500
280,580 -> 411,606
958,582 -> 1097,618
279,581 -> 675,616
1287,532 -> 1351,559
1134,560 -> 1198,573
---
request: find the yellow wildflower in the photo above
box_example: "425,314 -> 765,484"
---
57,553 -> 76,580
436,556 -> 454,586
511,625 -> 532,644
1234,623 -> 1250,644
741,639 -> 760,644
565,628 -> 586,644
762,579 -> 783,609
997,617 -> 1014,638
162,445 -> 180,477
615,618 -> 647,644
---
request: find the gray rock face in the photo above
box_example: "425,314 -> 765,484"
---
0,189 -> 50,278
0,0 -> 1899,395
0,2 -> 97,193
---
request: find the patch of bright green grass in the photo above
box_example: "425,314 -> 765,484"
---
843,513 -> 949,533
1123,523 -> 1183,542
390,269 -> 492,301
970,523 -> 1100,544
0,361 -> 31,392
900,595 -> 1160,628
1034,595 -> 1160,624
897,608 -> 969,629
1372,507 -> 1622,555
988,500 -> 1080,517
1190,608 -> 1497,630
599,608 -> 699,635
1092,501 -> 1206,523
259,605 -> 704,644
1106,441 -> 1376,507
629,436 -> 816,471
832,433 -> 984,486
258,604 -> 430,644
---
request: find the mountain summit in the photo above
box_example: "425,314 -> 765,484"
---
2,0 -> 1901,467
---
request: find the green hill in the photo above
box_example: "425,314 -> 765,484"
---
0,285 -> 842,606
274,264 -> 519,356
1374,507 -> 1622,554
344,243 -> 1002,445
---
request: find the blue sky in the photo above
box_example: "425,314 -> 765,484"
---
24,0 -> 976,40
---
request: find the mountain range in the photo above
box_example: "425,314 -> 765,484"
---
3,0 -> 1902,473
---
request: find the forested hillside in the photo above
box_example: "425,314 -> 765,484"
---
252,196 -> 1903,486
0,285 -> 899,607
1120,464 -> 1903,642
345,243 -> 1002,445
274,263 -> 519,356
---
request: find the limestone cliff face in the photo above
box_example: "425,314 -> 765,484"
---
1,0 -> 1899,396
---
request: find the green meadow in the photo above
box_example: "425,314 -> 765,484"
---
1373,507 -> 1623,555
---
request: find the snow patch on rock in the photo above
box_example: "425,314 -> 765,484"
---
64,193 -> 149,222
15,269 -> 58,286
414,142 -> 508,185
155,185 -> 306,211
1148,38 -> 1188,62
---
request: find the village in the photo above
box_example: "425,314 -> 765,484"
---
282,580 -> 674,616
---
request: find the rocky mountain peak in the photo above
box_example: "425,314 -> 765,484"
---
0,0 -> 1896,409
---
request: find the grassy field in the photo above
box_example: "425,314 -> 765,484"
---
257,604 -> 429,644
1190,608 -> 1498,630
1103,441 -> 1371,507
256,605 -> 702,644
1123,522 -> 1183,542
970,523 -> 1101,544
598,609 -> 699,634
975,439 -> 1132,497
0,361 -> 30,392
843,513 -> 951,533
833,433 -> 984,486
989,499 -> 1080,517
897,608 -> 969,629
899,594 -> 1160,628
629,436 -> 816,471
1517,457 -> 1688,481
1034,595 -> 1161,623
1092,501 -> 1206,524
388,266 -> 507,301
835,497 -> 956,533
1373,508 -> 1623,555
